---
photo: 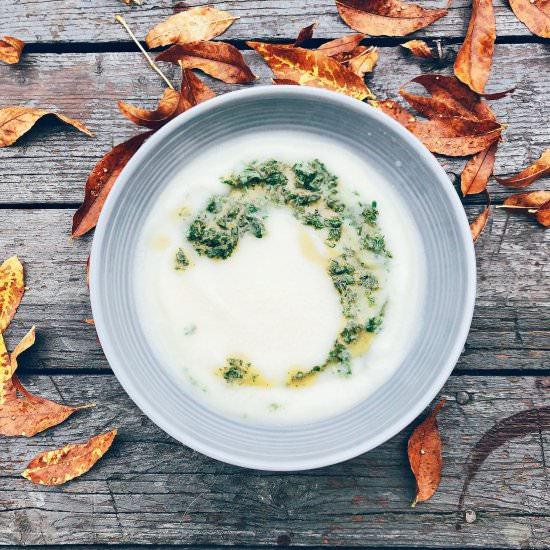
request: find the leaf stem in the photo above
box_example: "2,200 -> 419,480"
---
115,14 -> 174,90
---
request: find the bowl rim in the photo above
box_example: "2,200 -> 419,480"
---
90,85 -> 476,471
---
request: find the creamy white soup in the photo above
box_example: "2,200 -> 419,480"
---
134,132 -> 424,425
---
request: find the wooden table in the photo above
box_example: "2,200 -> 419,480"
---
1,1 -> 549,548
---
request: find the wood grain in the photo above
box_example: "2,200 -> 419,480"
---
1,375 -> 549,546
0,0 -> 541,43
0,45 -> 549,205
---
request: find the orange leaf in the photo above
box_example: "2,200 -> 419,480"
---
0,106 -> 93,147
22,429 -> 117,485
0,326 -> 35,406
145,6 -> 238,48
509,0 -> 550,38
502,190 -> 550,209
272,78 -> 300,85
461,141 -> 498,196
369,99 -> 416,126
118,88 -> 182,130
318,33 -> 366,56
293,22 -> 318,46
0,256 -> 25,333
179,69 -> 217,107
247,42 -> 373,100
470,190 -> 491,242
0,36 -> 25,64
348,46 -> 378,77
408,398 -> 446,506
454,0 -> 496,93
156,41 -> 256,84
406,117 -> 501,156
495,148 -> 550,188
535,200 -> 550,227
72,132 -> 152,238
401,39 -> 433,58
335,0 -> 450,37
399,74 -> 496,121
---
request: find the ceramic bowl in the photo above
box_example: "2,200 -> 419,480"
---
90,86 -> 475,471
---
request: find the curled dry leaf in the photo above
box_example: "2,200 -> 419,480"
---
461,141 -> 498,196
293,22 -> 318,47
369,99 -> 416,126
408,398 -> 446,506
335,0 -> 450,37
72,132 -> 152,238
145,6 -> 238,48
406,117 -> 502,156
0,107 -> 93,147
0,36 -> 25,64
399,74 -> 496,121
248,42 -> 373,100
535,200 -> 550,226
179,68 -> 217,107
454,0 -> 496,94
401,39 -> 433,58
495,148 -> 550,188
502,190 -> 550,209
348,46 -> 378,78
0,256 -> 25,333
0,375 -> 95,437
509,0 -> 550,38
119,88 -> 182,130
272,78 -> 300,85
22,429 -> 117,485
0,326 -> 35,406
470,190 -> 491,242
318,33 -> 365,56
156,41 -> 256,84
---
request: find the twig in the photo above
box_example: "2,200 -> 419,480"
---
115,14 -> 174,90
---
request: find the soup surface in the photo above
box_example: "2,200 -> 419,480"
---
135,131 -> 424,424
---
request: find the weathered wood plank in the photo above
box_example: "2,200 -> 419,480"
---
0,208 -> 548,373
0,45 -> 549,205
0,0 -> 540,42
1,375 -> 549,546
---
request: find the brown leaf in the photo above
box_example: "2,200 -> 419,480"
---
119,88 -> 182,130
318,33 -> 366,56
408,398 -> 446,506
369,99 -> 416,126
470,190 -> 491,241
22,429 -> 117,485
535,200 -> 550,227
179,68 -> 217,107
454,0 -> 496,93
407,117 -> 501,156
145,6 -> 238,48
335,0 -> 450,37
247,42 -> 373,100
72,132 -> 152,238
0,256 -> 25,333
0,376 -> 94,437
502,190 -> 550,209
0,36 -> 25,64
0,107 -> 93,148
348,46 -> 379,77
461,141 -> 498,196
272,78 -> 300,85
0,326 -> 35,406
509,0 -> 550,38
156,41 -> 256,84
399,74 -> 496,121
495,148 -> 550,188
293,22 -> 318,46
401,39 -> 433,58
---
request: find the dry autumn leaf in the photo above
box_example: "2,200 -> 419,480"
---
470,190 -> 491,241
22,429 -> 117,485
461,141 -> 498,196
179,68 -> 217,107
72,132 -> 152,237
0,107 -> 93,147
535,200 -> 550,226
348,46 -> 379,77
145,6 -> 238,48
454,0 -> 496,94
157,41 -> 256,84
0,326 -> 35,406
118,88 -> 182,130
0,375 -> 94,437
293,22 -> 318,47
401,39 -> 433,58
509,0 -> 550,38
248,42 -> 373,100
335,0 -> 450,37
495,148 -> 550,188
318,33 -> 366,56
408,398 -> 446,506
502,190 -> 550,209
0,36 -> 25,64
406,117 -> 502,156
0,256 -> 25,333
369,99 -> 416,126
